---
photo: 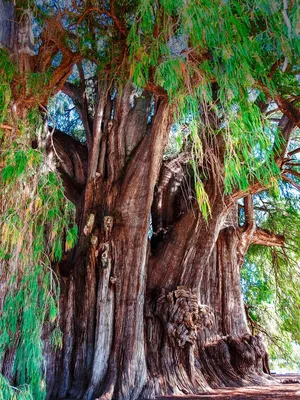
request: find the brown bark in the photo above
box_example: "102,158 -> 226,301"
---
0,5 -> 292,399
142,214 -> 275,398
139,163 -> 275,398
1,97 -> 279,400
44,83 -> 174,400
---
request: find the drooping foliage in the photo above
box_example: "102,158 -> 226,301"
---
0,0 -> 299,398
242,178 -> 300,369
127,0 -> 299,195
0,51 -> 77,398
40,0 -> 299,209
27,0 -> 296,220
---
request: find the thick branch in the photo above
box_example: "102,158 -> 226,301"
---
152,152 -> 192,235
78,62 -> 93,149
88,80 -> 109,179
61,80 -> 94,150
251,228 -> 284,247
37,17 -> 81,87
53,130 -> 88,203
288,147 -> 300,157
62,82 -> 81,105
258,83 -> 300,129
284,169 -> 300,179
243,195 -> 255,230
276,116 -> 295,162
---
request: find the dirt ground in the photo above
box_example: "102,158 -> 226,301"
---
62,375 -> 300,400
156,375 -> 300,400
156,384 -> 300,399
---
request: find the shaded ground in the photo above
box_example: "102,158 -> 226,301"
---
156,375 -> 300,400
60,375 -> 300,400
156,384 -> 300,399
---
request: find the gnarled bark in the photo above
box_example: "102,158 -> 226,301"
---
45,84 -> 174,400
1,4 -> 297,400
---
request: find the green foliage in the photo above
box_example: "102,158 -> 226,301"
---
0,49 -> 15,124
0,115 -> 77,398
0,374 -> 33,400
223,104 -> 282,193
128,0 -> 299,209
37,0 -> 299,217
0,0 -> 299,388
26,71 -> 51,96
241,188 -> 300,369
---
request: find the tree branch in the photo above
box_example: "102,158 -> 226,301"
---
228,116 -> 296,203
284,169 -> 300,179
77,6 -> 127,37
53,130 -> 88,203
258,83 -> 300,129
288,147 -> 300,157
244,195 -> 255,230
77,62 -> 93,151
88,80 -> 109,180
282,174 -> 300,191
62,82 -> 81,105
251,228 -> 284,247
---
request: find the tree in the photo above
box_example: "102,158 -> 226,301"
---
0,0 -> 299,399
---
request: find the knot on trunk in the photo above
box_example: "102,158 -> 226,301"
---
104,216 -> 113,241
155,286 -> 214,348
83,213 -> 95,236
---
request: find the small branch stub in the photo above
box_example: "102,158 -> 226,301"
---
100,242 -> 111,269
84,213 -> 95,236
104,215 -> 114,241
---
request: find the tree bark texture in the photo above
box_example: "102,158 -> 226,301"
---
0,5 -> 295,399
0,83 -> 277,399
40,87 -> 276,399
44,84 -> 177,400
0,83 -> 279,400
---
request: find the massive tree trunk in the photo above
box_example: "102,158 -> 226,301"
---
140,169 -> 275,398
44,83 -> 176,400
43,111 -> 276,400
0,82 -> 277,399
0,7 -> 284,400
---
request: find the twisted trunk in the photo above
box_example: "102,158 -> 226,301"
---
44,100 -> 275,399
45,85 -> 174,400
0,4 -> 291,399
143,202 -> 274,398
1,82 -> 276,398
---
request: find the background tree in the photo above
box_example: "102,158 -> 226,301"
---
0,0 -> 299,399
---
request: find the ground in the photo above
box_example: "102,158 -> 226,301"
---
157,375 -> 300,400
59,375 -> 300,399
157,384 -> 300,399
